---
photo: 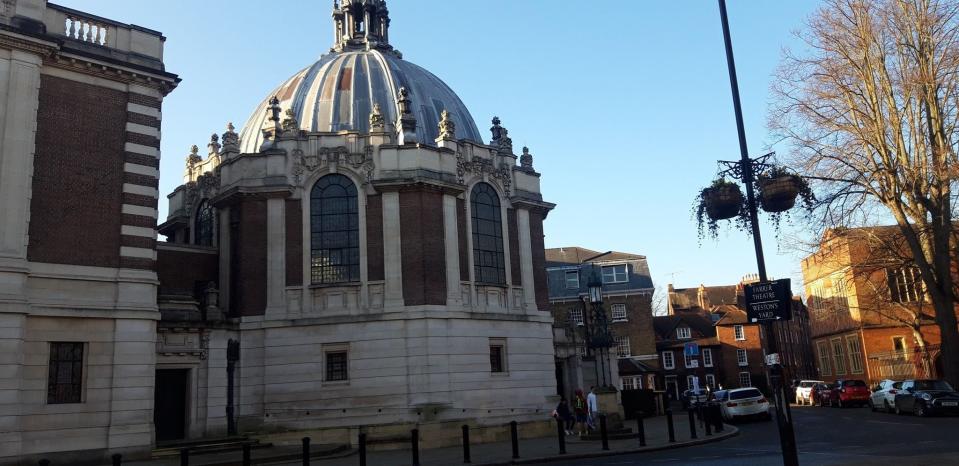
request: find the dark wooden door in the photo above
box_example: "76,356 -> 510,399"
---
154,369 -> 188,442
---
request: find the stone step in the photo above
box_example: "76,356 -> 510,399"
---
152,438 -> 270,458
578,427 -> 635,441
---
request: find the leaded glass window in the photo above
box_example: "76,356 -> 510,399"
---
310,174 -> 359,284
194,200 -> 215,246
470,183 -> 506,284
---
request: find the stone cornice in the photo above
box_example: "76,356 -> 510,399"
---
211,185 -> 294,207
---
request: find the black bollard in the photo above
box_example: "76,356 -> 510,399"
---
302,437 -> 310,466
38,461 -> 50,466
510,420 -> 520,459
411,428 -> 420,466
599,414 -> 609,451
358,433 -> 367,466
112,453 -> 122,466
242,443 -> 251,466
461,424 -> 471,464
556,417 -> 567,455
712,404 -> 724,433
666,409 -> 676,443
636,411 -> 646,447
687,408 -> 697,439
180,448 -> 189,466
704,407 -> 713,436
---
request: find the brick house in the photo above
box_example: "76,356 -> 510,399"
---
546,247 -> 657,397
802,226 -> 959,383
659,281 -> 817,399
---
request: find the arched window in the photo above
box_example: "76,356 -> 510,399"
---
311,174 -> 359,284
470,182 -> 506,284
194,200 -> 215,246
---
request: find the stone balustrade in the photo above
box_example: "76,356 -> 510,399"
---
42,3 -> 165,60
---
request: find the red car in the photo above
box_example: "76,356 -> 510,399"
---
826,379 -> 871,408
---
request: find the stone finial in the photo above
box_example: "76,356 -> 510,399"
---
397,87 -> 412,115
282,108 -> 299,133
369,103 -> 385,131
222,122 -> 239,153
490,116 -> 513,154
267,96 -> 282,123
520,146 -> 534,170
396,87 -> 417,144
207,133 -> 221,156
187,145 -> 202,165
437,109 -> 456,141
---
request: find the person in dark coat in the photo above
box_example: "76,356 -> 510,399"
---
555,398 -> 574,435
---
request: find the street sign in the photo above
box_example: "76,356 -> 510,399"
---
689,360 -> 700,368
744,278 -> 793,322
683,342 -> 700,356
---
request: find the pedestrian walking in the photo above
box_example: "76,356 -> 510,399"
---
587,386 -> 599,431
554,398 -> 574,435
573,389 -> 588,436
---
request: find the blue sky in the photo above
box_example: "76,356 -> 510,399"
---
58,0 -> 821,296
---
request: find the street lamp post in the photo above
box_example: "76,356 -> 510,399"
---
586,279 -> 614,388
716,1 -> 799,465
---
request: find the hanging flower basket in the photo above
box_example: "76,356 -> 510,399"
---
703,184 -> 744,220
758,174 -> 801,213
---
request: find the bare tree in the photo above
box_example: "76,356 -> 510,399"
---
651,283 -> 669,316
771,0 -> 959,385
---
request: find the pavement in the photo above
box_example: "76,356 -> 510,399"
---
545,404 -> 959,466
113,412 -> 737,466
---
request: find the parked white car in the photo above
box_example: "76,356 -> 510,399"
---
795,380 -> 824,405
720,387 -> 772,421
869,379 -> 901,413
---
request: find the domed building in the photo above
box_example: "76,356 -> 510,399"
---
155,0 -> 557,443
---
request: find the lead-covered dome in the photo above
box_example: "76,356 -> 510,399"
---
238,0 -> 481,153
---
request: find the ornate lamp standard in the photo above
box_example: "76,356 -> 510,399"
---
714,1 -> 799,465
585,278 -> 614,388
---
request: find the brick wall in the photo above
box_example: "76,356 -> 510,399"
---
399,188 -> 446,306
157,248 -> 218,296
507,209 -> 521,286
529,211 -> 549,311
232,199 -> 267,316
285,200 -> 302,286
28,75 -> 126,267
608,293 -> 657,363
366,194 -> 384,282
716,323 -> 766,390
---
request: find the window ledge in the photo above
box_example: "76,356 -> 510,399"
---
491,372 -> 510,376
323,380 -> 350,386
612,319 -> 628,323
309,282 -> 361,289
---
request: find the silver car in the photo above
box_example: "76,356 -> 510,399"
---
869,379 -> 901,413
796,380 -> 824,405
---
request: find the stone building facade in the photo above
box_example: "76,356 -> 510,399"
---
153,0 -> 557,449
0,1 -> 178,464
1,0 -> 558,464
546,247 -> 658,397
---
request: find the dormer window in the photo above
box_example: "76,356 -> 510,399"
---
601,264 -> 627,284
676,327 -> 691,340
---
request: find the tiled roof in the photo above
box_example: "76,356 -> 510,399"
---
653,312 -> 716,340
661,337 -> 721,350
713,305 -> 749,325
618,358 -> 656,375
545,247 -> 604,266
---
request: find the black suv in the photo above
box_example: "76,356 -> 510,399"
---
893,379 -> 959,417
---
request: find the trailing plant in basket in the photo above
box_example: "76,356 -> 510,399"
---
754,165 -> 816,237
694,178 -> 750,241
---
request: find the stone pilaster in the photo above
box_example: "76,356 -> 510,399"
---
442,194 -> 461,307
382,191 -> 403,307
516,208 -> 538,311
265,198 -> 286,318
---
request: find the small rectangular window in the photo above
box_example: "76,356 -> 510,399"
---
831,338 -> 846,375
325,350 -> 349,381
48,342 -> 84,404
684,353 -> 697,368
846,335 -> 864,374
739,372 -> 752,387
611,304 -> 627,322
490,338 -> 507,373
615,336 -> 631,358
734,325 -> 745,341
892,336 -> 906,353
687,375 -> 696,390
705,374 -> 716,389
817,340 -> 832,376
736,349 -> 748,366
601,264 -> 628,284
568,308 -> 584,325
703,348 -> 713,367
565,270 -> 580,289
677,327 -> 691,339
662,351 -> 675,370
